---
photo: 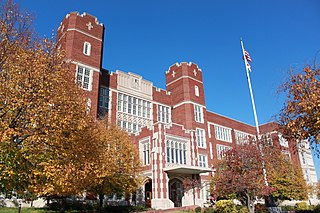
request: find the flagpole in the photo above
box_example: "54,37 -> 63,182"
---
240,38 -> 260,136
240,38 -> 269,188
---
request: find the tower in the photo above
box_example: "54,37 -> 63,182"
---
165,62 -> 206,129
57,12 -> 105,117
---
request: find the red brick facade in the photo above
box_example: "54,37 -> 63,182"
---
57,12 -> 302,209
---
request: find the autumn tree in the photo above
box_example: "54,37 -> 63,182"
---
211,142 -> 273,213
88,121 -> 142,208
262,146 -> 308,202
0,0 -> 99,199
278,66 -> 320,152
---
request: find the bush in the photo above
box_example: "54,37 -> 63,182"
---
203,207 -> 215,213
238,206 -> 249,213
255,203 -> 268,213
295,202 -> 309,211
313,205 -> 320,213
195,206 -> 202,213
281,205 -> 295,211
214,200 -> 236,213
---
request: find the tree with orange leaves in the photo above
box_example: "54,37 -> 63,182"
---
278,66 -> 320,153
0,0 -> 97,198
88,121 -> 141,208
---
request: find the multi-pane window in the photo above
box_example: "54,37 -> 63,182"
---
118,120 -> 140,133
157,104 -> 171,124
76,66 -> 91,90
99,87 -> 109,109
214,125 -> 232,142
83,42 -> 91,56
196,128 -> 206,148
117,93 -> 151,119
166,140 -> 186,165
98,87 -> 109,117
235,130 -> 249,144
198,154 -> 207,167
216,144 -> 231,159
142,142 -> 150,165
260,133 -> 273,146
194,104 -> 203,123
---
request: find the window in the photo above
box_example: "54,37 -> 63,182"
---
278,134 -> 289,147
194,104 -> 203,123
198,154 -> 207,167
235,130 -> 249,144
282,150 -> 291,161
83,42 -> 91,56
195,85 -> 199,97
142,142 -> 150,165
214,125 -> 232,142
196,128 -> 206,148
261,133 -> 273,146
301,151 -> 306,164
158,104 -> 171,124
117,93 -> 152,133
99,87 -> 109,116
166,140 -> 186,165
76,66 -> 91,90
216,144 -> 231,159
117,93 -> 151,118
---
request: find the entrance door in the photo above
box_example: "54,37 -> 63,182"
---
169,179 -> 183,207
145,180 -> 152,208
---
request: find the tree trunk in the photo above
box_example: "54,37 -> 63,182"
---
246,193 -> 255,213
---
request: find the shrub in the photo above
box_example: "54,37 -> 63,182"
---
195,206 -> 202,213
238,206 -> 249,213
255,203 -> 268,213
281,205 -> 295,211
295,202 -> 309,211
214,200 -> 236,213
203,207 -> 215,213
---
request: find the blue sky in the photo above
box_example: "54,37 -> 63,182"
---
15,0 -> 319,179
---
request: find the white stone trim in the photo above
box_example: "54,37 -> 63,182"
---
173,101 -> 206,109
166,75 -> 203,87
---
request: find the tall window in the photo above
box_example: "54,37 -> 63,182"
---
77,66 -> 91,90
143,142 -> 150,165
198,154 -> 207,167
301,151 -> 306,164
83,42 -> 91,56
158,104 -> 171,124
196,128 -> 206,148
214,125 -> 232,142
195,85 -> 199,97
194,104 -> 203,123
99,87 -> 109,116
166,140 -> 186,165
216,144 -> 231,159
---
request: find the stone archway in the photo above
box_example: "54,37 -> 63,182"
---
169,178 -> 184,207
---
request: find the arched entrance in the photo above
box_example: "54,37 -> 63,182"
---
144,179 -> 152,208
169,178 -> 184,207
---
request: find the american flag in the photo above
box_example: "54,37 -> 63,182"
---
244,50 -> 252,62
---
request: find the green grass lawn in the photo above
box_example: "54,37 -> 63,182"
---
0,208 -> 56,213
